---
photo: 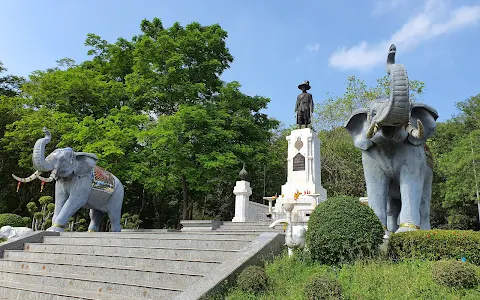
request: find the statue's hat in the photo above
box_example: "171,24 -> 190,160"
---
298,80 -> 311,90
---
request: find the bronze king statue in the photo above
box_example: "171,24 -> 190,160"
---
295,80 -> 314,128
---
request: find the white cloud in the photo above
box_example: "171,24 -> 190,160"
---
329,0 -> 480,71
372,0 -> 408,15
306,43 -> 320,52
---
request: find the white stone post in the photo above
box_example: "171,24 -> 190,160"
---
232,181 -> 252,222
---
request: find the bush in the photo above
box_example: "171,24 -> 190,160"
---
304,274 -> 342,300
0,237 -> 6,243
0,213 -> 28,227
235,265 -> 269,294
431,260 -> 479,289
388,230 -> 480,265
306,196 -> 384,265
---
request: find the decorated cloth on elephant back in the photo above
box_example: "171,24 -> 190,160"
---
91,166 -> 115,194
424,144 -> 434,169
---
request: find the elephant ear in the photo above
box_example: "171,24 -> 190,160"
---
344,108 -> 374,150
74,152 -> 98,175
407,103 -> 439,145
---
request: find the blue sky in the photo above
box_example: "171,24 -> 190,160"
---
1,0 -> 479,126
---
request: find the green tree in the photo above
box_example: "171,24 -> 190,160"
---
125,18 -> 234,115
431,94 -> 480,229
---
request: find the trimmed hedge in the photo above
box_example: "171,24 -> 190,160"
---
431,260 -> 479,289
304,274 -> 342,300
388,230 -> 480,265
235,265 -> 269,294
306,195 -> 384,265
0,213 -> 28,228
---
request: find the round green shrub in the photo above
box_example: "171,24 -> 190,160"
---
431,260 -> 479,289
0,213 -> 28,227
304,274 -> 342,300
236,265 -> 269,294
306,195 -> 384,265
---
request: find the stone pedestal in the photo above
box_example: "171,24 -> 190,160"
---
274,128 -> 327,221
232,181 -> 252,222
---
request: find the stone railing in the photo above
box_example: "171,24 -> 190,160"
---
246,201 -> 269,221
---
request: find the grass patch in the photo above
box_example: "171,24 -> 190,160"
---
226,254 -> 480,300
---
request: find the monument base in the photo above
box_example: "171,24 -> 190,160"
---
274,128 -> 327,222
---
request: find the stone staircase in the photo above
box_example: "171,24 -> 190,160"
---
0,226 -> 284,299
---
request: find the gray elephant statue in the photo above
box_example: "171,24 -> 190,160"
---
344,44 -> 438,234
12,128 -> 124,232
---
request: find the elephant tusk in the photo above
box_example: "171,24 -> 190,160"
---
366,122 -> 378,139
36,169 -> 57,182
12,171 -> 40,183
405,119 -> 424,139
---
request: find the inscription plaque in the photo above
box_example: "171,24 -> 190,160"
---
293,153 -> 305,171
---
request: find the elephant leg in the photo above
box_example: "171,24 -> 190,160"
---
420,168 -> 433,230
108,211 -> 121,232
52,177 -> 91,229
88,209 -> 103,232
387,197 -> 401,233
106,177 -> 124,232
397,165 -> 425,233
363,154 -> 389,229
52,181 -> 68,224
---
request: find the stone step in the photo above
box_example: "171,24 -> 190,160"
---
214,229 -> 285,234
58,232 -> 259,240
42,236 -> 251,250
0,260 -> 202,290
222,221 -> 274,225
24,243 -> 238,261
3,251 -> 220,275
0,268 -> 180,299
0,280 -> 132,300
217,224 -> 283,230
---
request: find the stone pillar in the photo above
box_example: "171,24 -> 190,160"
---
232,180 -> 252,222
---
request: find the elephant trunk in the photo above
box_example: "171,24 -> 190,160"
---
376,44 -> 410,128
32,127 -> 54,172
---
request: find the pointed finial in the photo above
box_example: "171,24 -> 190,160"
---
239,163 -> 248,181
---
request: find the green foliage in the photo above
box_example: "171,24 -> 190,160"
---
25,196 -> 55,230
388,230 -> 480,265
314,75 -> 425,131
121,213 -> 143,229
38,196 -> 53,206
0,237 -> 6,243
304,274 -> 342,300
0,213 -> 28,227
431,260 -> 479,289
235,265 -> 269,295
67,217 -> 87,232
226,255 -> 480,300
125,18 -> 234,115
22,217 -> 30,226
428,94 -> 480,230
319,128 -> 364,197
306,196 -> 384,265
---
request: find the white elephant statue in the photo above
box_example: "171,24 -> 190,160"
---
0,226 -> 33,240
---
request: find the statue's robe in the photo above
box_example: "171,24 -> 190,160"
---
295,92 -> 314,126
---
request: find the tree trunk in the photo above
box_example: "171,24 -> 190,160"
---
181,175 -> 189,220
